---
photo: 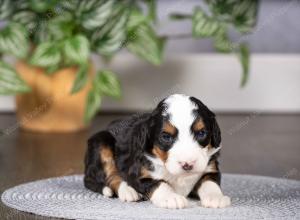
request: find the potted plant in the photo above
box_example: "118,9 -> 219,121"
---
0,0 -> 259,132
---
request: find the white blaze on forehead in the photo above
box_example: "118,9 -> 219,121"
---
163,94 -> 197,128
162,94 -> 210,176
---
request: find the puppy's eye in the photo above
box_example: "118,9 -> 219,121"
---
160,132 -> 174,144
195,130 -> 207,139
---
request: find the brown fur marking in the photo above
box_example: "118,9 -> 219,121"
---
152,145 -> 168,162
193,119 -> 205,131
99,146 -> 123,193
140,167 -> 151,179
162,121 -> 177,135
204,159 -> 218,173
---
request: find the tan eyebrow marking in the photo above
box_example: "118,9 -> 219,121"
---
193,119 -> 205,131
162,121 -> 177,135
152,145 -> 168,162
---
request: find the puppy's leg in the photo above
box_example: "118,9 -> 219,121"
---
138,178 -> 188,209
84,131 -> 112,195
84,131 -> 139,201
196,172 -> 231,208
99,146 -> 139,202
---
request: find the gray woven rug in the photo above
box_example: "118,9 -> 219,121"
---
1,174 -> 300,220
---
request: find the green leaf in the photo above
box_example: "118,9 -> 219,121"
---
84,87 -> 102,123
48,12 -> 74,40
206,0 -> 258,34
94,7 -> 129,57
127,24 -> 165,65
0,23 -> 29,58
33,20 -> 50,43
232,0 -> 259,33
58,0 -> 79,12
0,61 -> 31,95
96,70 -> 121,98
63,35 -> 90,65
127,7 -> 148,30
144,0 -> 156,22
29,0 -> 58,12
11,10 -> 37,33
71,64 -> 88,94
91,3 -> 126,43
30,41 -> 61,67
46,65 -> 60,75
0,0 -> 12,20
192,7 -> 221,38
213,28 -> 233,53
239,44 -> 250,87
81,0 -> 115,30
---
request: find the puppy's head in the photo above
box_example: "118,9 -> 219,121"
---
147,94 -> 221,176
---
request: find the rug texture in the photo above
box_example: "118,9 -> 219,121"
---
1,174 -> 300,220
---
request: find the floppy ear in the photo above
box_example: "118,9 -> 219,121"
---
190,96 -> 221,147
125,116 -> 154,177
211,117 -> 221,148
190,96 -> 215,118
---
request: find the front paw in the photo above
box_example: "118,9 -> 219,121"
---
201,194 -> 231,208
118,182 -> 140,202
152,193 -> 188,209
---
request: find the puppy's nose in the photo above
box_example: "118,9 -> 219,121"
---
179,161 -> 196,171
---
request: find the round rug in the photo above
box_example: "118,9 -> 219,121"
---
1,174 -> 300,220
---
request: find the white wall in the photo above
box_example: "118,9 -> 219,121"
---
2,54 -> 299,113
98,54 -> 300,113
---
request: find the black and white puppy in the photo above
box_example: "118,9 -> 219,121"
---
84,94 -> 231,209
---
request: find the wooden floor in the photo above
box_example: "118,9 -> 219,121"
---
0,113 -> 300,219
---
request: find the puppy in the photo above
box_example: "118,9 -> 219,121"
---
84,94 -> 231,209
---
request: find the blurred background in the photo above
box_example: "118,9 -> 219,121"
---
0,0 -> 300,218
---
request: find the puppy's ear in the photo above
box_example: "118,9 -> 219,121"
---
190,96 -> 221,147
126,116 -> 153,177
211,117 -> 221,148
190,96 -> 215,118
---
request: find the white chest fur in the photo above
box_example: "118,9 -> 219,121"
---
146,156 -> 202,196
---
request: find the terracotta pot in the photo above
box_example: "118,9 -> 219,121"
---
15,61 -> 93,133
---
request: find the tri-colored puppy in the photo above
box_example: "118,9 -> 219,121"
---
84,94 -> 231,209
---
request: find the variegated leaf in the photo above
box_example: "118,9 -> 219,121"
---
96,70 -> 121,98
233,0 -> 258,33
95,7 -> 129,56
84,87 -> 102,123
0,61 -> 30,95
63,35 -> 90,64
71,64 -> 88,94
33,20 -> 50,43
29,0 -> 58,12
127,24 -> 165,66
30,41 -> 61,67
0,23 -> 29,58
192,7 -> 221,38
11,10 -> 37,32
81,0 -> 114,30
127,8 -> 148,30
48,12 -> 73,40
58,0 -> 79,11
213,27 -> 233,53
0,0 -> 12,20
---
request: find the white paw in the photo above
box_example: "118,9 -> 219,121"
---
102,186 -> 113,198
117,182 -> 139,202
201,194 -> 231,208
152,192 -> 188,209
